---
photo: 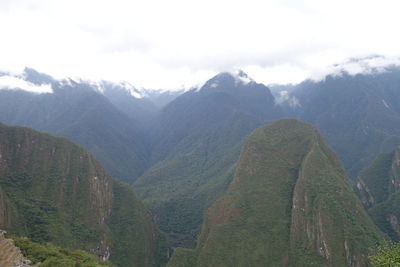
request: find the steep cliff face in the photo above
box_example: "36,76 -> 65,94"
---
0,186 -> 13,230
0,123 -> 113,251
169,119 -> 384,267
0,123 -> 167,267
357,147 -> 400,241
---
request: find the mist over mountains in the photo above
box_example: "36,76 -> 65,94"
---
1,59 -> 400,265
280,65 -> 400,178
0,68 -> 181,183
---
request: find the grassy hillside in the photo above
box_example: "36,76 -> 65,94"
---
169,119 -> 384,266
0,123 -> 167,266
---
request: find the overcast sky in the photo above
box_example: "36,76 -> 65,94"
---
1,0 -> 400,90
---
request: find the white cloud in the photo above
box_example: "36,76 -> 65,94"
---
275,90 -> 301,108
0,76 -> 53,94
306,55 -> 400,82
0,0 -> 400,89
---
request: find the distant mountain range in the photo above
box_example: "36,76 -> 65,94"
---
0,68 -> 182,183
279,67 -> 400,178
2,62 -> 400,265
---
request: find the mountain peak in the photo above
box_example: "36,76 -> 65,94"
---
22,67 -> 54,85
99,80 -> 147,99
199,70 -> 254,92
0,68 -> 54,94
214,69 -> 252,82
236,69 -> 249,78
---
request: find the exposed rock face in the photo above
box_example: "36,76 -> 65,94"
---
168,119 -> 384,267
0,187 -> 12,230
0,230 -> 32,267
357,147 -> 400,241
389,214 -> 400,233
390,149 -> 400,189
356,178 -> 375,207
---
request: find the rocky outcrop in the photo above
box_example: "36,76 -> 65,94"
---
356,178 -> 375,207
0,230 -> 32,267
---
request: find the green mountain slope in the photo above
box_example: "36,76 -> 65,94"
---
169,119 -> 384,267
0,68 -> 150,183
356,147 -> 400,241
0,123 -> 167,267
134,71 -> 280,247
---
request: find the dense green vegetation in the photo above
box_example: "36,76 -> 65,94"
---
136,110 -> 261,247
169,119 -> 385,266
14,237 -> 114,266
134,72 -> 280,247
356,147 -> 400,242
0,123 -> 168,267
0,124 -> 108,249
369,242 -> 400,266
109,180 -> 168,267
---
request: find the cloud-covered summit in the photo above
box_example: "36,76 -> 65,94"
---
0,69 -> 53,94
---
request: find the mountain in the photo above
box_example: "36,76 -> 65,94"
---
99,82 -> 182,133
0,68 -> 152,183
280,66 -> 400,178
134,71 -> 281,247
0,123 -> 168,267
145,90 -> 184,109
356,146 -> 400,241
168,119 -> 384,267
99,81 -> 158,128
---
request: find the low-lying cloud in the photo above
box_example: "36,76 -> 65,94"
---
307,55 -> 400,82
275,90 -> 301,108
0,75 -> 53,94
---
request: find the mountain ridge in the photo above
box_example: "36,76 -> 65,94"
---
277,67 -> 400,178
168,119 -> 385,266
